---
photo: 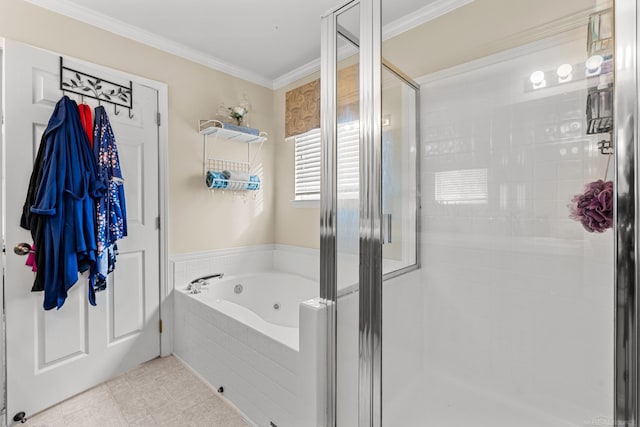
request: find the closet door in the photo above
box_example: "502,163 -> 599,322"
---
3,39 -> 161,420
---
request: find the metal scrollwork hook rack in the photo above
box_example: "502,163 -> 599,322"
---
59,56 -> 134,119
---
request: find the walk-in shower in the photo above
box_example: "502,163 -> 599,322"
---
321,0 -> 636,425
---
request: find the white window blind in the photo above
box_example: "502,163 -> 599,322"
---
294,128 -> 322,199
435,168 -> 488,204
336,122 -> 359,198
294,122 -> 360,200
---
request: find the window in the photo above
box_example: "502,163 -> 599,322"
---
294,122 -> 360,201
294,128 -> 321,200
435,168 -> 488,204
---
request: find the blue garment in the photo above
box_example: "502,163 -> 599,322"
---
92,106 -> 127,290
30,96 -> 105,310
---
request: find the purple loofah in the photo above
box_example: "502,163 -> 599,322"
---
568,179 -> 613,233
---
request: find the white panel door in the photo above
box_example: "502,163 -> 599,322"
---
3,39 -> 161,420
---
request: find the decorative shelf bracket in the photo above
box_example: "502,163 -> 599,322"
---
199,119 -> 267,193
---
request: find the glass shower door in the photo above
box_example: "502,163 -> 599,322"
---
320,2 -> 363,425
321,0 -> 635,426
378,0 -> 618,426
321,1 -> 420,426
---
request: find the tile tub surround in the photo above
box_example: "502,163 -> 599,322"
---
171,244 -> 320,290
174,290 -> 324,427
23,356 -> 249,427
170,246 -> 332,427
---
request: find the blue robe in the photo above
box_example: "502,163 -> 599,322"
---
92,106 -> 127,291
30,96 -> 105,310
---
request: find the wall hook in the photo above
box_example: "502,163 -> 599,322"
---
128,108 -> 134,119
59,56 -> 134,113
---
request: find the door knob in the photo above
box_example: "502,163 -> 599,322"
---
13,242 -> 32,256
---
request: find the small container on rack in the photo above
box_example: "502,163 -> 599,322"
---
199,120 -> 266,192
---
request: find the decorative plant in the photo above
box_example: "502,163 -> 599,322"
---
568,179 -> 613,233
228,106 -> 248,125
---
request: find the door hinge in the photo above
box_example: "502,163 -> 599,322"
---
156,112 -> 161,126
156,217 -> 161,229
159,319 -> 163,334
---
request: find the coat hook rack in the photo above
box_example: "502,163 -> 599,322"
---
59,56 -> 134,119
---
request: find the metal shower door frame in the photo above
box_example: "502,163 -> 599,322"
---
321,0 -> 384,425
322,0 -> 640,425
614,0 -> 640,425
321,0 -> 386,425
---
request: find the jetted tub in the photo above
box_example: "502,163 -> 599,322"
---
190,272 -> 316,349
173,271 -> 319,426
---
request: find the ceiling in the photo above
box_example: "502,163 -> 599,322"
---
25,0 -> 471,88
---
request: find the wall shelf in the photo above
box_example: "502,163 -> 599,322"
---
199,119 -> 267,144
199,119 -> 266,192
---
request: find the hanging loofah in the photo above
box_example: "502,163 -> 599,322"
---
568,179 -> 613,233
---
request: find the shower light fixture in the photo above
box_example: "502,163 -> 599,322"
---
585,55 -> 604,75
530,70 -> 546,89
557,63 -> 573,82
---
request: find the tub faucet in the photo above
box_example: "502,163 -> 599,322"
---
187,273 -> 224,292
190,273 -> 224,284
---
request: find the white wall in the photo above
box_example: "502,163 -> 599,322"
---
418,31 -> 614,423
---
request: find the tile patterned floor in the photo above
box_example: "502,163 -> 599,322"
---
23,356 -> 250,427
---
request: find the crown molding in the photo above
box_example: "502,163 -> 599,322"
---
273,0 -> 474,89
272,58 -> 321,90
27,0 -> 474,90
415,6 -> 593,87
415,26 -> 585,87
382,0 -> 474,40
25,0 -> 274,88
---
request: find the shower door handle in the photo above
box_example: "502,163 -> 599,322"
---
382,213 -> 392,244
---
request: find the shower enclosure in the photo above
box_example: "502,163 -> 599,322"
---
320,0 -> 637,425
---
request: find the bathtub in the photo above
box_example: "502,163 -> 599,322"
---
173,271 -> 319,426
186,272 -> 316,350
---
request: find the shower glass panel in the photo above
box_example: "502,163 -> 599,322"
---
325,2 -> 422,425
380,0 -> 615,426
333,3 -> 361,426
381,68 -> 418,275
336,5 -> 360,295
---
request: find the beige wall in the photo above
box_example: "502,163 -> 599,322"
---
0,0 -> 276,255
273,72 -> 321,249
383,0 -> 598,78
1,0 -> 600,255
271,0 -> 598,251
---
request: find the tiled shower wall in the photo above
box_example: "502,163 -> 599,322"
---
418,32 -> 614,423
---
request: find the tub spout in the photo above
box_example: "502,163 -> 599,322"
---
188,273 -> 224,288
187,273 -> 224,293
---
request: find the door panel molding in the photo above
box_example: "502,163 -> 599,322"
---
1,40 -> 170,420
